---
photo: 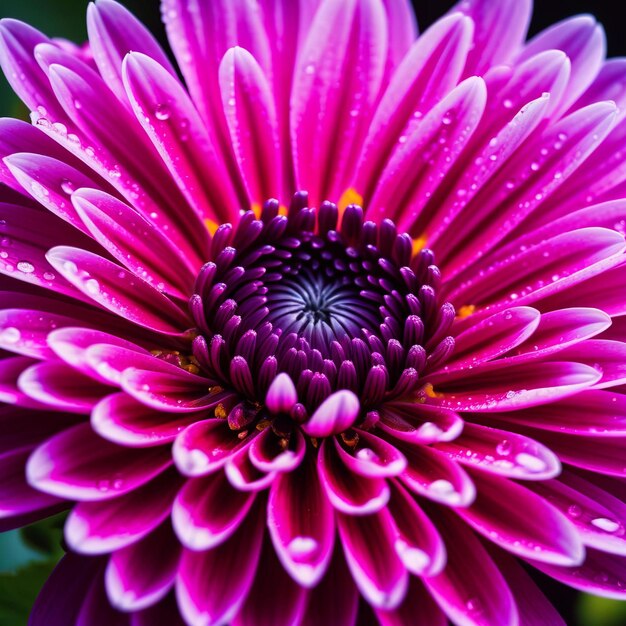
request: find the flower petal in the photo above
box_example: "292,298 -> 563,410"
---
177,501 -> 264,626
337,509 -> 408,610
172,471 -> 255,551
26,422 -> 172,501
65,469 -> 181,555
302,390 -> 360,438
268,452 -> 334,587
105,522 -> 180,612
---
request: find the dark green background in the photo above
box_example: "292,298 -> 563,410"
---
0,0 -> 625,624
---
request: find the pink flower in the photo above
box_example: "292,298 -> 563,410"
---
1,0 -> 625,624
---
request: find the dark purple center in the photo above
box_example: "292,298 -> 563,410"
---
190,193 -> 455,415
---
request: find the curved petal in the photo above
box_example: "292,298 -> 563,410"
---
65,469 -> 181,555
172,471 -> 255,551
268,452 -> 334,587
105,522 -> 180,612
26,422 -> 172,501
337,509 -> 408,610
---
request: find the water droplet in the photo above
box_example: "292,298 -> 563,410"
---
567,505 -> 582,519
60,179 -> 75,194
17,260 -> 35,274
84,278 -> 100,294
591,518 -> 621,533
74,99 -> 82,110
154,103 -> 171,120
503,99 -> 513,109
395,538 -> 430,572
496,440 -> 512,456
442,115 -> 452,125
356,448 -> 378,462
304,64 -> 315,75
0,327 -> 21,344
515,452 -> 547,473
287,536 -> 319,558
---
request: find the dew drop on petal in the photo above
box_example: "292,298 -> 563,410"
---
154,103 -> 171,121
17,261 -> 35,274
287,536 -> 319,558
591,518 -> 621,533
567,505 -> 582,519
0,327 -> 21,344
515,452 -> 547,473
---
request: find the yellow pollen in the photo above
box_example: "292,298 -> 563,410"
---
457,304 -> 476,319
208,385 -> 224,396
251,203 -> 263,219
278,204 -> 288,216
256,419 -> 271,431
237,430 -> 249,440
412,236 -> 427,256
214,403 -> 227,419
338,188 -> 363,221
422,383 -> 442,399
205,219 -> 219,236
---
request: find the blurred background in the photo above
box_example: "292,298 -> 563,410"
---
0,0 -> 625,624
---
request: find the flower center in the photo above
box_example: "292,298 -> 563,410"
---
190,193 -> 454,416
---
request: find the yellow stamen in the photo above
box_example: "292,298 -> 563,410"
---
214,403 -> 227,419
251,203 -> 263,219
422,383 -> 442,399
278,204 -> 288,217
338,188 -> 363,222
205,219 -> 219,236
412,236 -> 427,256
457,304 -> 476,319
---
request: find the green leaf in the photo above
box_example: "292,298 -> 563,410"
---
19,512 -> 66,559
0,560 -> 59,626
577,593 -> 626,626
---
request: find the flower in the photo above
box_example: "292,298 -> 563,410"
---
1,0 -> 626,623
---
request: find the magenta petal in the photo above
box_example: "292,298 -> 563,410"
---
172,471 -> 255,550
302,390 -> 360,438
27,422 -> 172,501
0,355 -> 49,409
447,307 -> 541,372
122,51 -> 241,224
375,576 -> 446,626
219,46 -> 281,205
87,0 -> 176,101
92,392 -> 199,448
318,438 -> 390,514
248,424 -> 306,473
173,419 -> 255,477
399,443 -> 476,507
0,308 -> 84,359
424,505 -> 519,626
48,327 -> 149,385
18,361 -> 108,413
46,246 -> 190,335
302,544 -> 359,626
291,0 -> 388,204
77,569 -> 131,626
435,422 -> 561,480
268,453 -> 334,587
0,447 -> 64,519
459,467 -> 585,566
558,339 -> 626,389
121,363 -> 228,413
73,187 -> 197,298
65,469 -> 180,555
530,471 -> 626,556
29,553 -> 104,626
177,503 -> 264,626
265,372 -> 298,415
333,429 -> 406,478
105,522 -> 180,612
388,481 -> 446,576
337,509 -> 408,610
531,548 -> 626,601
233,537 -> 308,626
489,548 -> 567,626
378,403 -> 464,445
357,13 -> 473,196
224,444 -> 277,492
130,594 -> 185,626
455,0 -> 532,75
425,361 -> 602,412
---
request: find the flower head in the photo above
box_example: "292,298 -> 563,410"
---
1,0 -> 626,624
